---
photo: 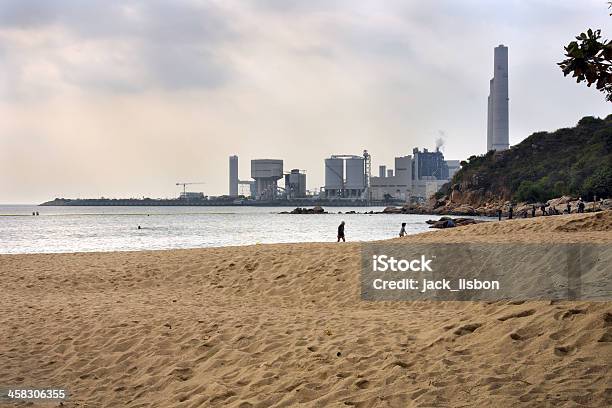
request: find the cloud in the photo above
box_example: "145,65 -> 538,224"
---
0,0 -> 238,98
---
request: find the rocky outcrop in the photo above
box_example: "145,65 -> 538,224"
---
281,206 -> 327,214
426,217 -> 488,229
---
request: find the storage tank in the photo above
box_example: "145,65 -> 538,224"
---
324,158 -> 344,190
345,157 -> 365,189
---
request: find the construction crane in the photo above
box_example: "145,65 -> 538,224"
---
176,182 -> 206,196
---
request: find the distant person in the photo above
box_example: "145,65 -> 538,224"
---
508,204 -> 513,220
497,208 -> 502,221
32,212 -> 35,216
35,211 -> 39,216
531,205 -> 536,217
540,204 -> 547,216
578,199 -> 585,213
566,203 -> 571,214
522,210 -> 528,218
399,222 -> 407,237
337,221 -> 345,242
137,225 -> 141,230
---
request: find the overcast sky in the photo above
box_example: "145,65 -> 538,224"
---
1,0 -> 610,203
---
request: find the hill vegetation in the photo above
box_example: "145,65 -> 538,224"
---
441,115 -> 612,204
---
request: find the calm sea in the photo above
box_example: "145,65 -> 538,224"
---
0,205 -> 464,254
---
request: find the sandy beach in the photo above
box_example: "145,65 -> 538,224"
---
1,211 -> 611,407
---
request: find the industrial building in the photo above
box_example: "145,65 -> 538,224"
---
412,147 -> 449,180
284,169 -> 307,198
446,160 -> 461,179
370,147 -> 461,202
370,156 -> 413,201
251,159 -> 283,200
323,151 -> 371,199
487,45 -> 509,152
179,191 -> 205,200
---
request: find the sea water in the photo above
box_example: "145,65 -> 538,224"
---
0,205 -> 481,254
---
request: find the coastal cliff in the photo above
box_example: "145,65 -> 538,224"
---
432,115 -> 612,214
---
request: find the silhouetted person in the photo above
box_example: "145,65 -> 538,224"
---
497,209 -> 502,221
337,221 -> 345,242
508,204 -> 513,220
531,205 -> 536,217
399,222 -> 407,237
578,199 -> 585,213
137,225 -> 141,230
540,204 -> 547,216
35,211 -> 39,216
566,203 -> 571,214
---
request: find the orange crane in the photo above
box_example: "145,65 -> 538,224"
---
176,182 -> 206,196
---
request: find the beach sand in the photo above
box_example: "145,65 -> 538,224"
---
1,211 -> 611,407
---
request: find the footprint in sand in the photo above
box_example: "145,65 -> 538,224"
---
554,345 -> 576,356
597,330 -> 612,342
453,323 -> 482,336
498,309 -> 535,321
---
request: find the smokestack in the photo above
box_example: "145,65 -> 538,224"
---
229,155 -> 239,196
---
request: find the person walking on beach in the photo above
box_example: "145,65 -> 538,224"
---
531,205 -> 536,217
578,199 -> 585,213
566,202 -> 571,214
337,221 -> 346,242
540,204 -> 547,216
399,222 -> 407,237
497,208 -> 502,221
508,204 -> 513,220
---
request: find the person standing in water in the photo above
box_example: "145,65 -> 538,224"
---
337,221 -> 346,242
399,222 -> 407,237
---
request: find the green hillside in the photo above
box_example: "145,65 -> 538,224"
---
442,115 -> 612,203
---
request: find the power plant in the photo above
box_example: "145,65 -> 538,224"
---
216,47 -> 514,204
487,44 -> 509,152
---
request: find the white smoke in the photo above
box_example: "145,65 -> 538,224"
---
435,130 -> 445,151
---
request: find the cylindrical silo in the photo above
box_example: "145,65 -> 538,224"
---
345,157 -> 365,189
325,158 -> 344,190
